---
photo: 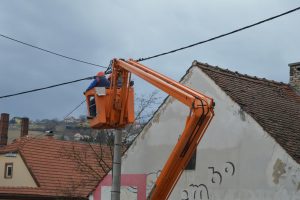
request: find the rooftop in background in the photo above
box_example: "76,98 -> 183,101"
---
194,60 -> 300,164
0,136 -> 112,199
7,129 -> 43,144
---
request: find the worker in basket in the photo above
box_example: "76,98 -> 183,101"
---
85,71 -> 110,118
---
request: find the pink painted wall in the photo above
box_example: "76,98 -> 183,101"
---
93,174 -> 147,200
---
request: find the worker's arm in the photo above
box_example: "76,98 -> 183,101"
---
86,79 -> 97,91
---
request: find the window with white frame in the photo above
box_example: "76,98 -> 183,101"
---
4,163 -> 13,179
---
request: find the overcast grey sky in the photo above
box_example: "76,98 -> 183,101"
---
0,0 -> 299,120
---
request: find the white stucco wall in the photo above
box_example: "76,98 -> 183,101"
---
168,67 -> 300,200
97,66 -> 300,200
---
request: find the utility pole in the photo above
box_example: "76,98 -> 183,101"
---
111,129 -> 122,200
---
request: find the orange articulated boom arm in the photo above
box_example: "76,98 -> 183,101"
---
115,59 -> 197,107
112,59 -> 215,200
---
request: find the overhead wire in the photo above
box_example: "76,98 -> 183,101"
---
2,5 -> 300,118
61,5 -> 300,132
9,98 -> 87,143
0,6 -> 299,66
0,33 -> 106,68
64,99 -> 87,120
0,76 -> 94,99
136,6 -> 300,61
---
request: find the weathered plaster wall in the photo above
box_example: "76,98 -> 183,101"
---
94,66 -> 300,200
169,67 -> 300,200
0,152 -> 37,187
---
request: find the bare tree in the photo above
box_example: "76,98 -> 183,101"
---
59,91 -> 161,198
122,90 -> 161,147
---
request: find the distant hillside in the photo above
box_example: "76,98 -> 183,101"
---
7,129 -> 44,144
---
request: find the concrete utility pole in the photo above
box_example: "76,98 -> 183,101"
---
111,129 -> 122,200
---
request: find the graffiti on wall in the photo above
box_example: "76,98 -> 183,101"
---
122,170 -> 162,197
182,184 -> 209,200
126,186 -> 138,194
181,161 -> 236,200
208,161 -> 235,185
145,170 -> 161,196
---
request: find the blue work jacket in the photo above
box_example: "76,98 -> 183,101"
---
86,77 -> 110,91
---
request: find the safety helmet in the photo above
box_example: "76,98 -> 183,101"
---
96,71 -> 105,77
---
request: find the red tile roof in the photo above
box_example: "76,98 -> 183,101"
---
0,136 -> 112,199
194,61 -> 300,164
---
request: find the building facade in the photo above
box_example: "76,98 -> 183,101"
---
92,61 -> 300,200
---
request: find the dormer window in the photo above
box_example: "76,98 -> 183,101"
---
4,163 -> 13,179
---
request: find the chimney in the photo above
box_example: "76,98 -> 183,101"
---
0,113 -> 9,146
289,62 -> 300,94
21,117 -> 29,137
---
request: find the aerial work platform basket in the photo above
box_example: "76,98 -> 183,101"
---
84,87 -> 134,129
83,59 -> 215,200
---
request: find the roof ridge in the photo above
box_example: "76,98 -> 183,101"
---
192,60 -> 300,164
193,60 -> 289,88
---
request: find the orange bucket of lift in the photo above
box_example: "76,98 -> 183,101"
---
84,87 -> 134,129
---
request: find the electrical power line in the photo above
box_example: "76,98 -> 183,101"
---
64,99 -> 86,119
137,6 -> 300,61
2,6 -> 300,116
0,33 -> 107,68
0,76 -> 94,99
0,6 -> 299,66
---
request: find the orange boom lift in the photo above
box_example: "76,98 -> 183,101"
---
85,59 -> 215,200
